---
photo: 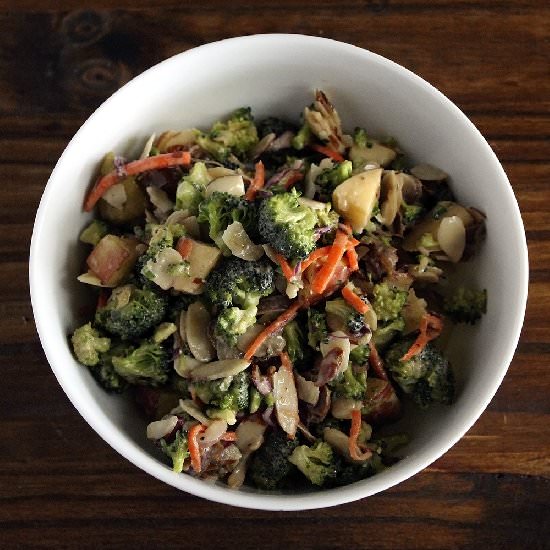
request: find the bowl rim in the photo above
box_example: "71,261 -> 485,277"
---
29,33 -> 529,511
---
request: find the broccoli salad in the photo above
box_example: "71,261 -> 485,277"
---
71,90 -> 487,491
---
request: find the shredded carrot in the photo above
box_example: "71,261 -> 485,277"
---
342,285 -> 369,314
245,160 -> 265,201
349,410 -> 372,461
401,313 -> 444,362
176,237 -> 193,260
83,151 -> 191,211
220,432 -> 238,442
273,251 -> 295,282
345,248 -> 359,272
311,230 -> 349,294
310,143 -> 345,163
188,423 -> 206,474
244,301 -> 301,360
279,351 -> 293,370
348,237 -> 360,247
282,171 -> 304,190
299,246 -> 332,272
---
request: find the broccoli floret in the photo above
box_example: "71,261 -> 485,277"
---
443,287 -> 487,325
248,429 -> 300,490
215,306 -> 257,346
197,191 -> 258,247
71,323 -> 111,367
401,203 -> 424,225
257,117 -> 295,138
307,308 -> 328,351
373,317 -> 406,349
175,162 -> 210,212
89,359 -> 127,393
291,122 -> 312,150
194,372 -> 250,412
95,286 -> 167,340
353,127 -> 370,148
282,320 -> 307,365
349,344 -> 370,365
313,203 -> 340,231
196,107 -> 258,161
316,160 -> 353,198
249,387 -> 262,413
79,220 -> 109,246
325,299 -> 368,338
258,189 -> 318,260
205,257 -> 274,309
328,452 -> 386,487
111,341 -> 170,387
160,430 -> 189,473
385,338 -> 454,408
372,283 -> 408,322
289,441 -> 336,487
329,366 -> 367,400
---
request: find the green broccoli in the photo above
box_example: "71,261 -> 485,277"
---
349,344 -> 370,365
89,359 -> 127,393
373,317 -> 406,349
258,189 -> 318,260
372,283 -> 408,322
385,338 -> 454,408
283,320 -> 307,365
194,372 -> 249,412
205,257 -> 274,309
71,322 -> 111,367
215,306 -> 257,346
79,220 -> 109,246
111,341 -> 170,387
401,203 -> 424,225
95,285 -> 167,340
288,441 -> 336,487
329,366 -> 367,400
307,308 -> 328,351
197,191 -> 258,248
328,452 -> 386,487
316,160 -> 353,199
175,162 -> 210,212
160,430 -> 189,473
443,287 -> 487,325
325,298 -> 368,338
248,429 -> 300,490
353,127 -> 371,148
196,107 -> 258,162
291,122 -> 312,150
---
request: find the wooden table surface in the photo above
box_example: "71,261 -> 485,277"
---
1,2 -> 549,548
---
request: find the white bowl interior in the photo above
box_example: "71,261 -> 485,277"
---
30,34 -> 528,510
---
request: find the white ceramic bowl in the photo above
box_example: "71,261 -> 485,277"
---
30,34 -> 528,510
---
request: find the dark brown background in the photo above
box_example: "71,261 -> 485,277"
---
1,2 -> 549,548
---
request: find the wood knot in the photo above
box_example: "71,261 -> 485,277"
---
61,10 -> 110,46
74,58 -> 129,93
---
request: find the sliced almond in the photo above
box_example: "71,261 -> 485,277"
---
205,175 -> 245,197
437,215 -> 466,262
189,358 -> 250,380
186,302 -> 216,362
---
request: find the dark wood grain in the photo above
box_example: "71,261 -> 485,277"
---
1,2 -> 549,548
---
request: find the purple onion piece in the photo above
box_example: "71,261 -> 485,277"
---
268,130 -> 294,151
262,406 -> 276,427
114,155 -> 127,177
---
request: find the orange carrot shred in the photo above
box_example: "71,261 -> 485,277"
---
345,248 -> 359,272
220,432 -> 238,442
349,409 -> 372,461
188,423 -> 206,474
245,160 -> 265,201
176,237 -> 194,260
300,246 -> 332,272
279,351 -> 293,370
310,143 -> 345,163
244,301 -> 301,360
282,171 -> 304,190
311,230 -> 349,295
400,313 -> 444,362
273,251 -> 295,282
83,151 -> 191,211
342,285 -> 369,314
